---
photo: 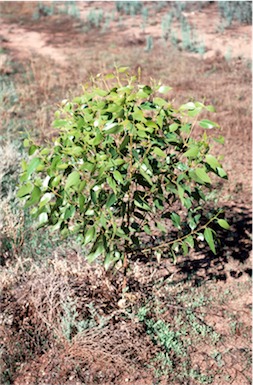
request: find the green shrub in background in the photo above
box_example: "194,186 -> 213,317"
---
218,1 -> 252,26
32,1 -> 80,21
115,1 -> 143,15
18,68 -> 229,271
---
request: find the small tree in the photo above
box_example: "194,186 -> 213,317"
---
18,67 -> 229,271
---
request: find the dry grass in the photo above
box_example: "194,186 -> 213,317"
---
1,255 -> 158,384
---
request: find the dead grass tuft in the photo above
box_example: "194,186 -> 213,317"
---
0,255 -> 157,384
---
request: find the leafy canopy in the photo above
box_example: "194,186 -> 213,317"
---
18,67 -> 229,269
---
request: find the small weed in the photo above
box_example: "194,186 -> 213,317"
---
32,1 -> 55,20
180,17 -> 206,54
102,14 -> 112,33
189,369 -> 213,384
0,75 -> 18,107
155,2 -> 169,12
61,1 -> 80,18
136,299 -> 221,382
225,46 -> 233,62
32,1 -> 80,20
141,6 -> 149,24
170,29 -> 180,47
211,350 -> 224,367
115,1 -> 143,16
161,12 -> 173,41
87,9 -> 104,29
172,2 -> 186,21
61,298 -> 98,341
144,35 -> 153,52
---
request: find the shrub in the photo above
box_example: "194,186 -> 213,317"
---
115,1 -> 143,15
218,1 -> 252,26
18,67 -> 229,270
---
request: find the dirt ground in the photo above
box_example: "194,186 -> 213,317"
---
0,2 -> 252,385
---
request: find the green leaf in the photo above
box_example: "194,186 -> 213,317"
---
103,123 -> 123,134
57,163 -> 69,170
23,138 -> 30,147
119,135 -> 130,151
136,90 -> 149,99
106,193 -> 117,208
157,115 -> 163,128
118,66 -> 129,73
24,186 -> 41,208
53,119 -> 68,128
144,224 -> 151,235
21,160 -> 27,171
169,123 -> 179,132
64,206 -> 76,220
177,184 -> 184,203
104,251 -> 120,271
66,171 -> 80,189
213,135 -> 225,144
140,168 -> 153,186
199,119 -> 219,129
92,133 -> 104,145
217,167 -> 227,178
85,209 -> 95,216
107,176 -> 117,193
90,189 -> 97,204
181,241 -> 189,256
171,212 -> 181,229
113,170 -> 124,184
134,195 -> 151,211
17,183 -> 33,198
40,192 -> 54,207
205,105 -> 215,112
139,101 -> 156,110
84,226 -> 96,245
27,157 -> 41,176
185,235 -> 194,248
153,146 -> 167,158
181,123 -> 191,134
38,212 -> 48,226
65,146 -> 83,157
180,102 -> 196,111
132,109 -> 145,122
143,85 -> 152,95
79,195 -> 85,211
183,146 -> 199,158
87,242 -> 105,262
205,154 -> 220,170
195,168 -> 211,184
94,88 -> 107,96
156,221 -> 166,233
146,121 -> 158,129
153,97 -> 167,107
28,144 -> 38,156
158,85 -> 172,94
188,107 -> 202,117
204,227 -> 216,254
105,73 -> 115,79
217,219 -> 230,230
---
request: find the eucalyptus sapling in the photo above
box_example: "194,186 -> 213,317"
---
18,67 -> 229,274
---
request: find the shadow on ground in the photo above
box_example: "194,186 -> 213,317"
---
128,203 -> 252,288
174,204 -> 252,285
